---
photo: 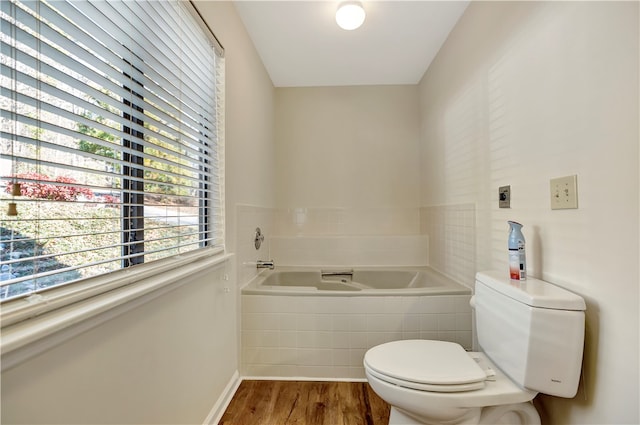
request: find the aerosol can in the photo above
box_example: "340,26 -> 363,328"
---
508,221 -> 526,281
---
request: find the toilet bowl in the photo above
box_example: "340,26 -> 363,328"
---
364,271 -> 586,425
364,340 -> 539,425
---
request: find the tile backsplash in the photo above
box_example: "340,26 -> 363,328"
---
236,204 -> 476,285
421,204 -> 476,288
236,204 -> 275,287
270,235 -> 428,267
273,207 -> 421,236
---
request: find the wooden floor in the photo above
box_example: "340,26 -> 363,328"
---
218,380 -> 390,425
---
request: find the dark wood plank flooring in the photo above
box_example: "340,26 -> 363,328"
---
218,380 -> 390,425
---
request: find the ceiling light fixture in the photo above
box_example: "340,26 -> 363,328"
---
336,1 -> 365,31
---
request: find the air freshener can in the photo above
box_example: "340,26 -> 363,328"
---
508,221 -> 526,280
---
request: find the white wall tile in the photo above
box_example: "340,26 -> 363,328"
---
349,332 -> 368,349
242,295 -> 471,379
241,292 -> 473,378
367,314 -> 403,332
333,349 -> 352,367
421,205 -> 476,288
437,314 -> 457,331
348,315 -> 368,332
420,331 -> 439,341
270,235 -> 428,267
332,332 -> 352,349
278,313 -> 299,331
403,331 -> 421,340
402,315 -> 421,333
332,314 -> 352,331
236,205 -> 276,287
456,313 -> 473,331
420,314 -> 439,332
279,331 -> 298,347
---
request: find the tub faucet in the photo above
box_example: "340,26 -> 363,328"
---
256,260 -> 275,270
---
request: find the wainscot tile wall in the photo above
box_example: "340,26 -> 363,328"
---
421,204 -> 476,287
241,293 -> 473,379
273,207 -> 421,236
237,204 -> 476,379
236,204 -> 274,287
269,235 -> 429,267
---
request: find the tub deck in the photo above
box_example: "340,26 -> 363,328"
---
242,266 -> 470,296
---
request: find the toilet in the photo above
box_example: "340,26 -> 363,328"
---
364,271 -> 586,425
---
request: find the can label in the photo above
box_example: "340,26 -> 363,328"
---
509,245 -> 526,280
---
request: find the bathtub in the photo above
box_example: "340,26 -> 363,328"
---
242,266 -> 470,296
241,266 -> 473,379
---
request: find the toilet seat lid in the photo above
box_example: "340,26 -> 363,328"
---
364,340 -> 487,387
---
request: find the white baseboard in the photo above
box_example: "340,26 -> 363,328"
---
203,370 -> 242,425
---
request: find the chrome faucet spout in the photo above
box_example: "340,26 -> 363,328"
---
257,260 -> 275,270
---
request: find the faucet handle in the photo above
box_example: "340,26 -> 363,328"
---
254,227 -> 265,250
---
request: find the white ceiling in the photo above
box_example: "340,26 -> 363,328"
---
233,1 -> 469,87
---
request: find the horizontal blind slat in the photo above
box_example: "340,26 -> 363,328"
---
1,0 -> 224,302
1,3 -> 217,146
1,66 -> 215,162
119,1 -> 215,94
1,109 -> 219,184
69,1 -> 215,118
48,0 -> 214,118
0,31 -> 213,142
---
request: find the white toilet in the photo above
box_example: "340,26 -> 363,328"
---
364,271 -> 586,425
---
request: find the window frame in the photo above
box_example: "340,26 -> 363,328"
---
0,0 -> 226,322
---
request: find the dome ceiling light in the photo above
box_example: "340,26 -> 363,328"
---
336,1 -> 366,31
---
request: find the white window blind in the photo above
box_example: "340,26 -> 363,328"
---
0,0 -> 224,301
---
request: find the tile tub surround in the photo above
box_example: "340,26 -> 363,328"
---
273,207 -> 421,237
241,293 -> 473,379
269,235 -> 429,267
420,204 -> 476,288
236,204 -> 275,287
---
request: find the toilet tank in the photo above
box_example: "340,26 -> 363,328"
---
474,271 -> 586,398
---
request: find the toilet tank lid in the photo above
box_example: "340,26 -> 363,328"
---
476,271 -> 586,311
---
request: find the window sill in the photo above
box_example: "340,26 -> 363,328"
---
1,249 -> 232,371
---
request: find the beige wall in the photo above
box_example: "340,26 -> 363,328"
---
275,86 -> 420,211
196,1 -> 277,293
419,1 -> 639,423
1,2 -> 276,424
195,1 -> 277,252
1,266 -> 234,424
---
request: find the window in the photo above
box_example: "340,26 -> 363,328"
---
0,0 -> 224,301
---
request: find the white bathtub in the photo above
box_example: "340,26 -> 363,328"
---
241,266 -> 473,379
242,266 -> 470,296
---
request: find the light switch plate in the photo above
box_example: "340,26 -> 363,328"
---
550,175 -> 578,209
